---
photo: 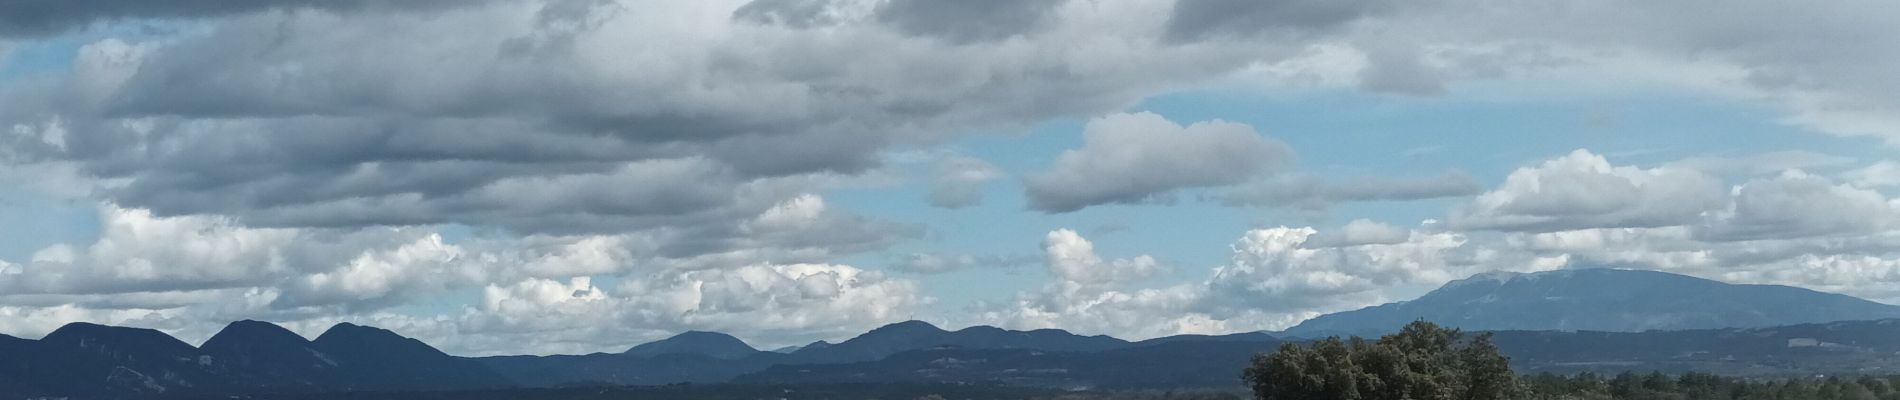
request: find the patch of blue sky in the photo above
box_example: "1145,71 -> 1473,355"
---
0,22 -> 221,263
830,85 -> 1884,313
0,189 -> 98,262
1,35 -> 87,79
0,21 -> 208,80
1147,86 -> 1881,185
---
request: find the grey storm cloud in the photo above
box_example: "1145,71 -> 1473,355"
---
731,0 -> 849,28
926,157 -> 1002,209
0,0 -> 488,37
1356,39 -> 1448,95
1024,112 -> 1294,213
8,0 -> 1900,239
1162,0 -> 1393,42
873,0 -> 1068,43
0,0 -> 1266,241
733,0 -> 1068,43
6,0 -> 1900,352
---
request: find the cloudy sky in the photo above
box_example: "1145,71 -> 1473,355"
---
3,0 -> 1900,356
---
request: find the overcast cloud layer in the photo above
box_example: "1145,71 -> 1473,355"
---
3,0 -> 1900,355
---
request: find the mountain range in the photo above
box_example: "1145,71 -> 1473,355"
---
474,318 -> 1135,387
9,268 -> 1900,398
1282,268 -> 1900,338
0,321 -> 511,398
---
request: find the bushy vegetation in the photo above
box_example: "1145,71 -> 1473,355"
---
1522,372 -> 1900,400
1244,321 -> 1517,400
1247,320 -> 1900,400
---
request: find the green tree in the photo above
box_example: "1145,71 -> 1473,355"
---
1456,332 -> 1517,400
1246,338 -> 1363,400
1244,321 -> 1518,400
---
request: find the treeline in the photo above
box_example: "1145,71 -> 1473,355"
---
1524,372 -> 1900,400
1246,320 -> 1900,400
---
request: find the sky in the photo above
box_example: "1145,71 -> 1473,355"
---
2,0 -> 1900,356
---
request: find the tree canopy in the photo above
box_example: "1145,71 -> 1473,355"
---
1244,321 -> 1517,400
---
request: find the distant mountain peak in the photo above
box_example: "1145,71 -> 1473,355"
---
320,322 -> 366,333
954,325 -> 1006,333
1285,268 -> 1900,337
226,319 -> 288,329
772,340 -> 831,354
313,322 -> 396,342
310,322 -> 453,361
624,330 -> 759,359
1446,270 -> 1528,286
41,321 -> 111,339
676,330 -> 740,339
870,320 -> 946,334
791,321 -> 1130,364
796,340 -> 832,352
203,320 -> 308,351
305,322 -> 514,390
1023,327 -> 1091,337
41,322 -> 195,354
1443,268 -> 1635,288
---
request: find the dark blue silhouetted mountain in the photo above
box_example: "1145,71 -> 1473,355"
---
202,320 -> 312,355
40,322 -> 200,361
309,323 -> 513,391
0,321 -> 516,397
0,333 -> 48,396
789,320 -> 1130,364
199,320 -> 339,389
33,322 -> 223,396
623,331 -> 760,359
1282,268 -> 1900,338
736,318 -> 1900,386
478,321 -> 1137,387
476,331 -> 774,387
